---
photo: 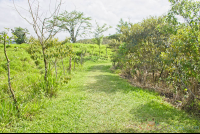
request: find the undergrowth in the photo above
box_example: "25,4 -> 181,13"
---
1,62 -> 200,133
0,43 -> 112,130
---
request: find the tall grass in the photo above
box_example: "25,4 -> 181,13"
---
0,43 -> 112,129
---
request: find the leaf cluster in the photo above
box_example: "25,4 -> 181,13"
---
111,0 -> 200,110
11,27 -> 29,44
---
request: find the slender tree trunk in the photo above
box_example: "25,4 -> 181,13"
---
54,58 -> 57,79
71,29 -> 76,43
159,68 -> 164,78
72,37 -> 76,43
61,57 -> 65,75
69,56 -> 71,74
3,36 -> 20,114
99,45 -> 101,57
74,57 -> 75,70
42,47 -> 48,81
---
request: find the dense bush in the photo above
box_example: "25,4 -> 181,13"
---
110,0 -> 200,113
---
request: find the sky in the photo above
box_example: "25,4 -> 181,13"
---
0,0 -> 172,41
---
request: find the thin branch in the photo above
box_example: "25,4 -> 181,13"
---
12,0 -> 33,25
45,0 -> 62,43
27,0 -> 43,42
49,0 -> 52,15
45,0 -> 62,20
75,21 -> 83,39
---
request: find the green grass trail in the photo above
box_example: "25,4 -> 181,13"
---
3,62 -> 200,133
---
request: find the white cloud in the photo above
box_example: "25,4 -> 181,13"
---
0,0 -> 171,41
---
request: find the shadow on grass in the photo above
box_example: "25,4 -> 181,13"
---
130,101 -> 200,133
130,100 -> 183,121
98,128 -> 137,133
85,64 -> 200,133
84,64 -> 157,96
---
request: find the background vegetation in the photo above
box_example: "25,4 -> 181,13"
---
1,0 -> 200,132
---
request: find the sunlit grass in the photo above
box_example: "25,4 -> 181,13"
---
0,43 -> 112,132
2,62 -> 200,133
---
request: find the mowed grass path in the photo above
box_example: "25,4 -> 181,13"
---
3,62 -> 200,133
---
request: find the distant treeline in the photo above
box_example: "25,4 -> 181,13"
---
77,35 -> 119,45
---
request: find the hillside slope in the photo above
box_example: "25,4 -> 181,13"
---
2,62 -> 200,133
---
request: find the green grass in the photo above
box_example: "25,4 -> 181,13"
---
2,61 -> 200,133
0,42 -> 112,130
0,45 -> 49,129
1,43 -> 200,132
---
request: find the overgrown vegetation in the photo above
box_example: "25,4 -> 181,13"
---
110,0 -> 200,114
1,0 -> 200,132
1,62 -> 200,133
0,40 -> 112,129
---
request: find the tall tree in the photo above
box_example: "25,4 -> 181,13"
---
11,27 -> 29,44
13,0 -> 62,82
55,10 -> 92,43
93,21 -> 112,56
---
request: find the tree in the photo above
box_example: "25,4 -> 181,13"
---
55,10 -> 92,43
13,0 -> 62,82
0,28 -> 19,114
116,18 -> 130,34
93,21 -> 112,56
11,27 -> 29,44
